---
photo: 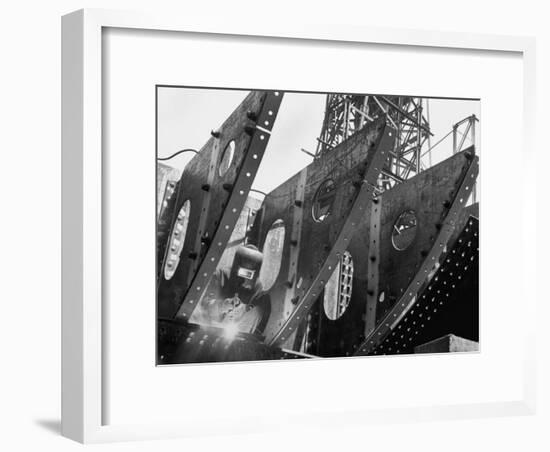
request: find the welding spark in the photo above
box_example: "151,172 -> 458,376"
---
223,323 -> 239,340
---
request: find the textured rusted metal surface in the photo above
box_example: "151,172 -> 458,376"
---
263,119 -> 394,346
156,90 -> 480,364
157,91 -> 284,319
305,149 -> 476,357
354,151 -> 478,356
375,147 -> 476,324
370,217 -> 479,355
247,119 -> 391,345
246,119 -> 391,345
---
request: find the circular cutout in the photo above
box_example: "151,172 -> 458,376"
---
392,210 -> 418,251
312,179 -> 336,222
164,200 -> 191,280
258,219 -> 285,291
323,251 -> 354,320
218,140 -> 235,176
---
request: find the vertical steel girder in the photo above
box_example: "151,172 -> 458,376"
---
280,168 -> 308,340
364,196 -> 381,337
315,95 -> 431,191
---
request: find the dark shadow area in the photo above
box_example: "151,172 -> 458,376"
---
34,418 -> 61,435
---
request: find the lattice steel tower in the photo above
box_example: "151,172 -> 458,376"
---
315,95 -> 433,190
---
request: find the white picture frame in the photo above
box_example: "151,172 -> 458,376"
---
62,8 -> 537,443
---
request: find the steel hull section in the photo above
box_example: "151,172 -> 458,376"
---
248,118 -> 393,346
157,91 -> 284,319
303,148 -> 477,356
355,149 -> 478,355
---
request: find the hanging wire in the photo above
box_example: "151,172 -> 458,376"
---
249,188 -> 268,197
157,149 -> 198,161
419,129 -> 454,158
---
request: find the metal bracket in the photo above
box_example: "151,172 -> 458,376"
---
354,153 -> 479,355
268,128 -> 394,347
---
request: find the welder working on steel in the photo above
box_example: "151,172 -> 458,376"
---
198,244 -> 271,336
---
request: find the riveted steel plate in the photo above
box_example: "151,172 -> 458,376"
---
370,217 -> 479,355
266,120 -> 394,346
157,91 -> 284,319
354,150 -> 478,355
307,149 -> 477,357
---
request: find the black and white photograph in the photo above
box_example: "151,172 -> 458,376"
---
156,87 -> 480,365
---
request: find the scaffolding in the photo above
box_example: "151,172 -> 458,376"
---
315,94 -> 479,194
452,114 -> 478,154
315,95 -> 432,191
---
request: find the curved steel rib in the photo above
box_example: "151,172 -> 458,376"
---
176,91 -> 284,320
268,126 -> 394,347
157,91 -> 284,319
370,216 -> 479,355
354,151 -> 479,356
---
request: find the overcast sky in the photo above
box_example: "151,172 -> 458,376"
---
157,87 -> 480,194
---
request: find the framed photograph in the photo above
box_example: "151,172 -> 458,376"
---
155,86 -> 480,365
62,8 -> 536,443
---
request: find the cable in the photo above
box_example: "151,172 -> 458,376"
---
420,129 -> 453,158
157,148 -> 198,161
249,188 -> 268,197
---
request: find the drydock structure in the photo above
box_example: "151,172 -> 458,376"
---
157,90 -> 479,364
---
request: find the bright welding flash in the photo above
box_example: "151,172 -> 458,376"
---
223,323 -> 239,340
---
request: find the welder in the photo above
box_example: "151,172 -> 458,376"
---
201,244 -> 271,336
